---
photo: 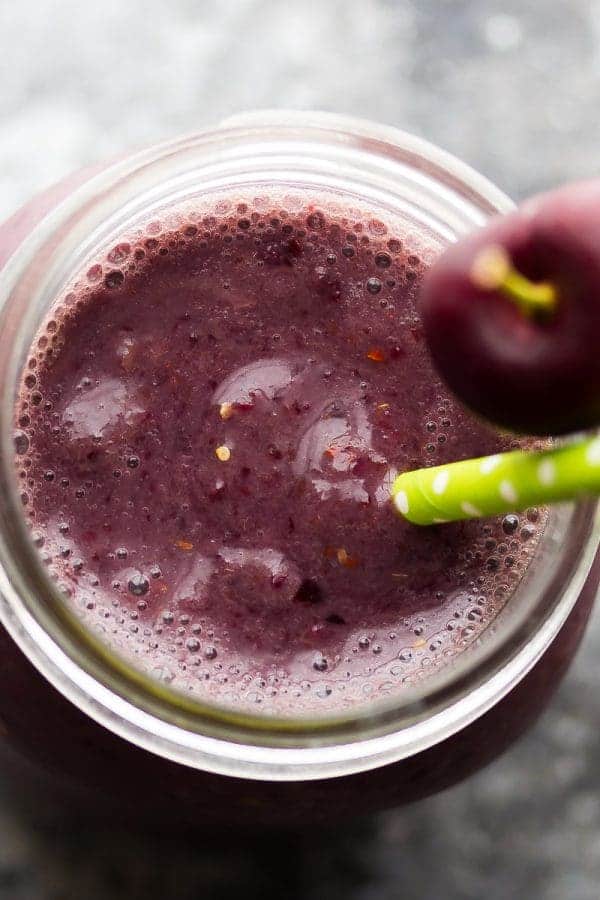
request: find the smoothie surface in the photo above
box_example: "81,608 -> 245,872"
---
14,193 -> 544,712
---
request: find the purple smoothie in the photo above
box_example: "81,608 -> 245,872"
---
14,193 -> 544,714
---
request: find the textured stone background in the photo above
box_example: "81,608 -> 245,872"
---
1,1 -> 600,897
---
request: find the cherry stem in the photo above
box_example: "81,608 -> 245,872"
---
470,245 -> 557,317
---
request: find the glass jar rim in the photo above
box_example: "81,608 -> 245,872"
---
0,110 -> 597,781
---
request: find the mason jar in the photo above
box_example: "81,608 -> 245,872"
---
0,112 -> 597,826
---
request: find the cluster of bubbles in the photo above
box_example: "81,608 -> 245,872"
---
28,506 -> 544,716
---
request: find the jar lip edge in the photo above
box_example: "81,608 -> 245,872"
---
217,109 -> 515,208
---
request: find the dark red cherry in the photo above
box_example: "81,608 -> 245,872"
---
420,180 -> 600,435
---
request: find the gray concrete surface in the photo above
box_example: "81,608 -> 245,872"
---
1,0 -> 600,897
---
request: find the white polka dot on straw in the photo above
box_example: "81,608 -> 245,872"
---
480,455 -> 501,474
461,501 -> 482,517
432,471 -> 449,495
395,490 -> 409,515
537,459 -> 556,486
587,438 -> 600,466
499,480 -> 518,504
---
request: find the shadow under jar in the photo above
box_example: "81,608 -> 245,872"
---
0,113 -> 597,826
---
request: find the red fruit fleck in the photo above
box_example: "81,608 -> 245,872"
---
175,539 -> 194,551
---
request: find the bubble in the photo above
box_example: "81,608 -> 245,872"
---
375,252 -> 391,269
368,219 -> 387,236
307,211 -> 325,230
358,635 -> 370,650
127,456 -> 140,469
186,637 -> 200,653
14,430 -> 29,454
128,573 -> 149,596
107,243 -> 131,264
204,645 -> 218,660
84,267 -> 105,289
312,653 -> 328,672
502,514 -> 519,535
104,270 -> 125,289
116,547 -> 128,560
366,277 -> 382,295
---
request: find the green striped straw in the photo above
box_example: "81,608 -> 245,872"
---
391,435 -> 600,525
